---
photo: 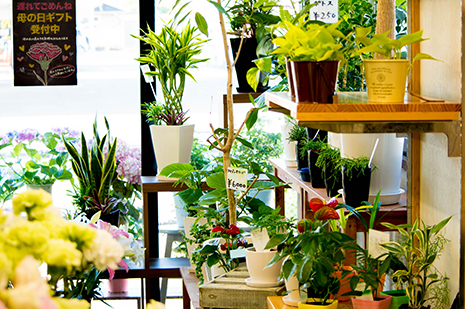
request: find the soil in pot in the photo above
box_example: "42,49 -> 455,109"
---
342,166 -> 372,207
309,150 -> 325,188
230,38 -> 269,93
298,299 -> 338,309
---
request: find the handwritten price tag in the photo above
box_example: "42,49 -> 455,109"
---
309,0 -> 338,23
368,229 -> 390,259
227,167 -> 248,191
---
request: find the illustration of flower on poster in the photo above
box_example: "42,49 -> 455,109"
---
13,0 -> 77,86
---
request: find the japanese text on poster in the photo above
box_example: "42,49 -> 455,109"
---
309,0 -> 338,23
13,0 -> 77,86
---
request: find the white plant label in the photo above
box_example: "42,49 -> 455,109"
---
309,0 -> 338,23
140,64 -> 154,83
251,228 -> 270,252
368,229 -> 390,259
227,167 -> 248,191
230,248 -> 246,259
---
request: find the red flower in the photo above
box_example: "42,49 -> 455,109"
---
220,241 -> 231,251
309,197 -> 338,213
224,224 -> 240,236
314,206 -> 340,220
212,226 -> 225,233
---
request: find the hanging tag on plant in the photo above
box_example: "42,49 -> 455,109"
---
368,229 -> 390,260
309,0 -> 338,23
227,167 -> 248,191
251,228 -> 271,252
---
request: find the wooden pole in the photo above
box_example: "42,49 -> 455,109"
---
376,0 -> 395,38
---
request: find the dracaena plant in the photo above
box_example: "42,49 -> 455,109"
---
62,117 -> 118,218
354,27 -> 439,64
132,15 -> 209,126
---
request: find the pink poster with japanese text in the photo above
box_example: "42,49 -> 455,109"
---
13,0 -> 77,86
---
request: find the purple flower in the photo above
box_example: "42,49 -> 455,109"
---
115,140 -> 141,185
16,129 -> 39,142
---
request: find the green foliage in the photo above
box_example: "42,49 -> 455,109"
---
240,203 -> 294,239
133,15 -> 209,125
231,119 -> 283,173
339,155 -> 371,180
381,217 -> 452,309
62,117 -> 118,217
354,27 -> 439,64
272,19 -> 347,63
348,245 -> 393,299
190,138 -> 213,171
337,0 -> 377,91
266,220 -> 356,305
287,123 -> 307,142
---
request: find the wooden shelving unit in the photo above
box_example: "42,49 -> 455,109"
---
266,92 -> 462,157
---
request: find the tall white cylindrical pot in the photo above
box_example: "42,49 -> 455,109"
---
150,124 -> 195,180
340,133 -> 404,204
281,123 -> 298,168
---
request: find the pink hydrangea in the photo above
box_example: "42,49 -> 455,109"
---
115,140 -> 141,185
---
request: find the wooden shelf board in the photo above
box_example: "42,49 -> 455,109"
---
266,92 -> 461,122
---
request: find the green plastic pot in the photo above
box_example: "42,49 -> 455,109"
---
380,290 -> 409,309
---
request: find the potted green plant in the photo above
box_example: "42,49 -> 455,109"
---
240,204 -> 293,287
380,217 -> 451,309
354,27 -> 439,102
227,0 -> 280,92
1,129 -> 75,193
62,117 -> 120,226
338,155 -> 373,207
315,144 -> 342,197
287,122 -> 308,170
272,19 -> 347,103
266,198 -> 356,308
348,245 -> 393,309
132,15 -> 209,179
301,138 -> 327,188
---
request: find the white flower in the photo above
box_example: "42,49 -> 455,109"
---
83,229 -> 124,271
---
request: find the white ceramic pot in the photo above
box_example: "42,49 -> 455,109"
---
281,123 -> 298,168
283,273 -> 301,307
174,194 -> 188,228
245,247 -> 283,287
149,123 -> 195,180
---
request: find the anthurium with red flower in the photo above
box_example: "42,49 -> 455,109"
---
309,197 -> 340,221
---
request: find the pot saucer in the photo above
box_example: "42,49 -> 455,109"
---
283,295 -> 300,307
245,277 -> 283,287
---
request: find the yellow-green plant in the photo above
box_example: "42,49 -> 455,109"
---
133,19 -> 209,125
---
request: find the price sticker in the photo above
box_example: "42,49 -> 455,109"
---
309,0 -> 339,23
227,167 -> 248,191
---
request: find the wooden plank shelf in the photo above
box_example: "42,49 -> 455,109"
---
265,92 -> 461,122
265,92 -> 462,157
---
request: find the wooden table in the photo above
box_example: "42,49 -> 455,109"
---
181,266 -> 202,309
267,296 -> 353,309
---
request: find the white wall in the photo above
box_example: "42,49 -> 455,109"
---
419,0 -> 461,304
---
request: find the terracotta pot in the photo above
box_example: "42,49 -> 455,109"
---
298,299 -> 338,309
352,294 -> 392,309
290,60 -> 339,104
108,278 -> 129,293
332,266 -> 355,302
